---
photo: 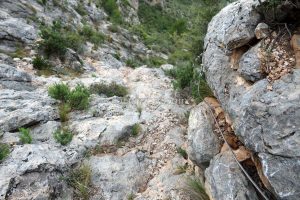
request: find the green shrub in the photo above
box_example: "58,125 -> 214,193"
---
59,103 -> 71,122
89,82 -> 128,97
80,25 -> 105,47
108,24 -> 120,33
54,129 -> 73,145
191,74 -> 214,103
19,128 -> 32,144
37,0 -> 47,6
184,178 -> 209,200
177,147 -> 188,159
172,64 -> 194,90
131,124 -> 141,136
32,56 -> 52,70
126,59 -> 140,68
66,164 -> 92,200
0,143 -> 10,162
68,84 -> 91,110
39,21 -> 84,57
146,56 -> 166,67
75,2 -> 88,16
171,19 -> 187,35
48,83 -> 70,102
101,0 -> 122,24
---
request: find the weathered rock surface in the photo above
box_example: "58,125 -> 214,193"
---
238,44 -> 264,82
187,102 -> 220,167
89,151 -> 150,200
203,0 -> 300,198
205,150 -> 259,200
259,153 -> 300,200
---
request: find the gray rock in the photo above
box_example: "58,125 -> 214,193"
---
255,23 -> 270,39
31,121 -> 61,143
0,64 -> 31,82
259,153 -> 300,200
205,0 -> 261,50
0,89 -> 58,132
0,144 -> 67,199
205,151 -> 259,200
238,44 -> 264,82
187,102 -> 220,167
6,172 -> 72,200
203,0 -> 300,198
0,18 -> 37,44
88,151 -> 151,200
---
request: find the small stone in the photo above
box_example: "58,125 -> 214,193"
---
255,23 -> 270,39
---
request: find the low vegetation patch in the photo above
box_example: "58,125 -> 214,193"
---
68,84 -> 91,110
79,25 -> 106,48
89,82 -> 128,97
48,83 -> 91,111
184,178 -> 209,200
32,56 -> 52,70
66,164 -> 92,200
0,143 -> 10,162
54,128 -> 73,145
48,83 -> 70,102
131,123 -> 141,136
176,147 -> 188,159
19,128 -> 32,144
101,0 -> 122,24
59,103 -> 71,122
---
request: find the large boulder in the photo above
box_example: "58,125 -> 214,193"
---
203,0 -> 300,198
187,102 -> 220,167
205,150 -> 259,200
88,151 -> 151,200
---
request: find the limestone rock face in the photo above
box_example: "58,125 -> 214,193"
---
205,150 -> 259,200
203,0 -> 300,198
238,44 -> 264,82
187,102 -> 220,167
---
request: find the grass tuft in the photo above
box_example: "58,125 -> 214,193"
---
131,123 -> 141,136
176,147 -> 188,159
0,143 -> 10,162
184,178 -> 209,200
54,128 -> 73,145
89,82 -> 128,97
19,128 -> 32,144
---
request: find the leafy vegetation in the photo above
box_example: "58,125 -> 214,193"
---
0,143 -> 10,162
131,123 -> 141,136
184,178 -> 209,200
177,147 -> 188,159
79,25 -> 106,48
100,0 -> 122,24
68,84 -> 91,110
66,164 -> 92,200
89,82 -> 128,97
59,103 -> 71,122
19,128 -> 32,144
48,83 -> 70,102
32,56 -> 52,70
54,128 -> 73,145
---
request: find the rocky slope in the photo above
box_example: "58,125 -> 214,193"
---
1,0 -> 300,200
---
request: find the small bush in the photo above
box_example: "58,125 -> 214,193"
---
0,143 -> 10,162
75,2 -> 88,16
32,56 -> 52,70
101,0 -> 123,24
39,21 -> 84,57
59,103 -> 71,122
48,83 -> 70,102
177,147 -> 188,159
172,64 -> 194,90
89,82 -> 128,97
131,123 -> 141,136
19,128 -> 32,144
108,24 -> 120,33
126,59 -> 140,68
146,56 -> 166,67
68,84 -> 91,110
184,178 -> 209,200
66,164 -> 92,200
80,25 -> 105,47
54,129 -> 73,145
